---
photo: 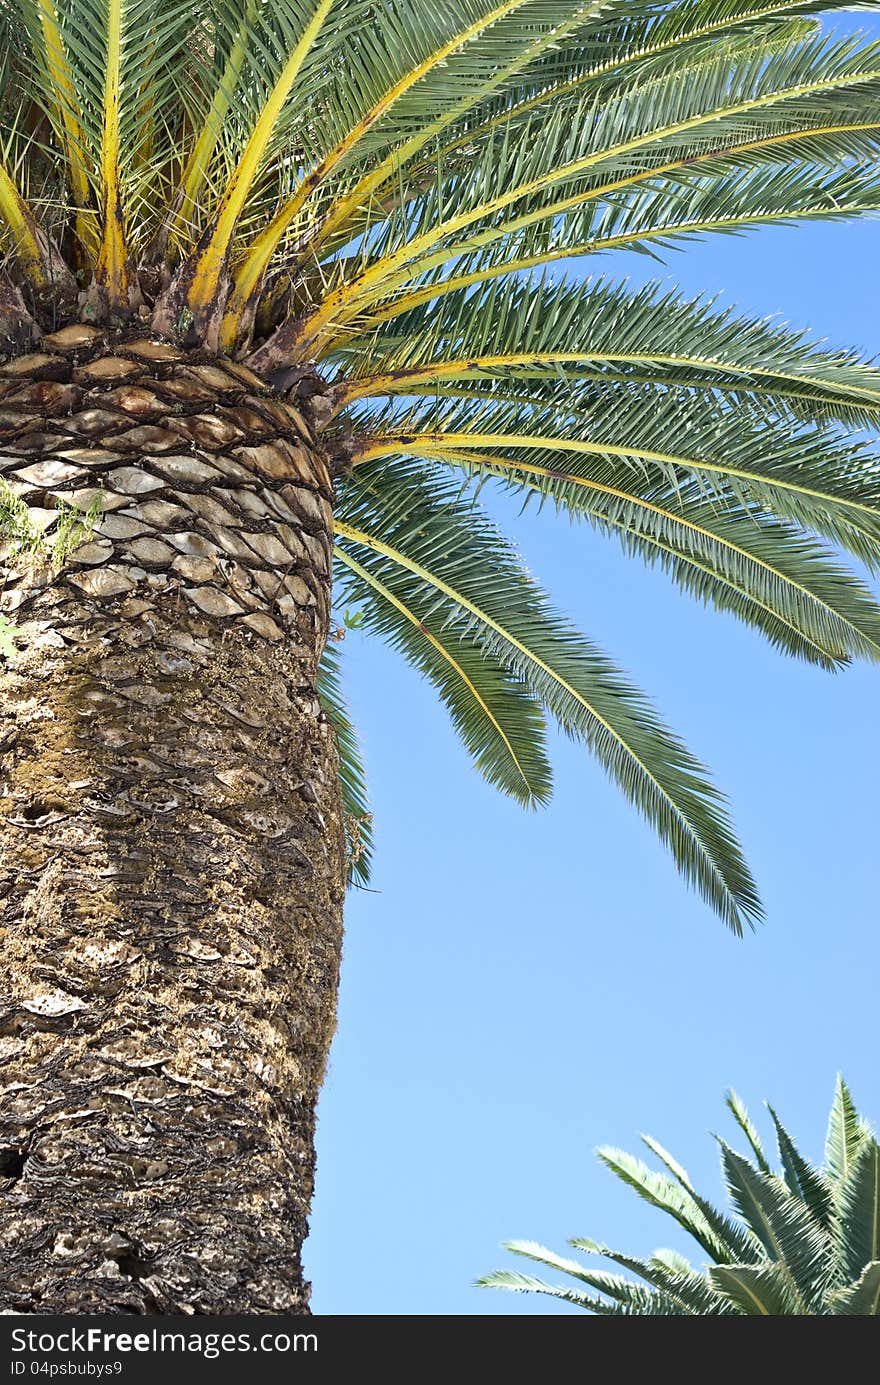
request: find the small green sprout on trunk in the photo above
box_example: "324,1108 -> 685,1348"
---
0,485 -> 103,657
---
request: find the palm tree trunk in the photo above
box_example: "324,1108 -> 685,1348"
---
0,329 -> 346,1314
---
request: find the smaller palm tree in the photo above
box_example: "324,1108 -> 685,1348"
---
480,1079 -> 880,1315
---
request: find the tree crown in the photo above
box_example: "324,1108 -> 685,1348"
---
4,0 -> 880,925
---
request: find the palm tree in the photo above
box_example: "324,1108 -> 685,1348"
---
481,1078 -> 880,1314
1,0 -> 880,1315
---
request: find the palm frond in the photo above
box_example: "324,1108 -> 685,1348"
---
341,152 -> 880,330
825,1075 -> 869,1186
726,1090 -> 772,1174
484,1082 -> 880,1315
768,1105 -> 834,1228
316,638 -> 373,886
336,276 -> 880,431
178,0 -> 337,330
26,0 -> 201,288
282,29 -> 880,353
476,1266 -> 646,1313
833,1136 -> 880,1284
718,1142 -> 830,1308
827,1262 -> 880,1315
226,0 -> 612,324
332,539 -> 552,808
709,1262 -> 804,1313
596,1145 -> 758,1263
0,157 -> 54,289
508,1237 -> 728,1313
15,0 -> 94,253
351,381 -> 880,570
335,456 -> 762,931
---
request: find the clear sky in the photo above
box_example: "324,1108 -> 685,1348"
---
307,12 -> 880,1316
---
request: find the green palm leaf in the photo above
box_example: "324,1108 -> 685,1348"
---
353,384 -> 880,560
725,1091 -> 772,1175
316,640 -> 373,886
283,28 -> 880,347
825,1075 -> 869,1186
833,1137 -> 880,1283
719,1143 -> 830,1308
709,1262 -> 804,1314
332,540 -> 552,808
596,1146 -> 757,1262
501,1240 -> 661,1307
827,1262 -> 880,1316
484,1081 -> 880,1315
335,457 -> 761,932
337,276 -> 880,430
581,1243 -> 731,1314
476,1266 -> 655,1313
505,1237 -> 729,1313
769,1105 -> 834,1227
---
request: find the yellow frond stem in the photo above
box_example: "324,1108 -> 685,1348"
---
0,163 -> 51,290
291,95 -> 880,352
169,0 -> 261,249
184,0 -> 335,322
95,0 -> 131,307
356,431 -> 880,524
337,350 -> 880,411
36,0 -> 96,260
390,1 -> 821,205
222,0 -> 531,344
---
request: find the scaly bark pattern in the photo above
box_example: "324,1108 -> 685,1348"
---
0,327 -> 346,1313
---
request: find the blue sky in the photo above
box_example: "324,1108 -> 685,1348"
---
307,16 -> 880,1316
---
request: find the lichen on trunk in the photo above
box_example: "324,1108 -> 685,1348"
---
0,327 -> 346,1314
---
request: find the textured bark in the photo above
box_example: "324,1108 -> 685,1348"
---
0,328 -> 346,1314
